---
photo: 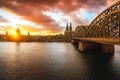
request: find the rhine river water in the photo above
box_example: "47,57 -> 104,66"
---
0,42 -> 120,80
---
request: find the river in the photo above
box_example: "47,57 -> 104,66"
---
0,42 -> 120,80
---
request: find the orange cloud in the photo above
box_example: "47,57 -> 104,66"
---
0,0 -> 119,35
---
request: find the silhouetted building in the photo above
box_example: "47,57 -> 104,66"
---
26,32 -> 31,41
69,22 -> 72,31
28,32 -> 30,37
6,31 -> 8,36
5,31 -> 8,41
66,22 -> 69,31
13,27 -> 21,42
64,22 -> 74,39
16,27 -> 21,36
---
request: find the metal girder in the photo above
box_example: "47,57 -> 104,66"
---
88,1 -> 120,38
74,25 -> 88,38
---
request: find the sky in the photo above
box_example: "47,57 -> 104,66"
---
0,0 -> 119,35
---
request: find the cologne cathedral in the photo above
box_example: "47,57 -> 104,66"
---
64,22 -> 74,39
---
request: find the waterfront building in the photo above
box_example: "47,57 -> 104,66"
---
64,22 -> 74,39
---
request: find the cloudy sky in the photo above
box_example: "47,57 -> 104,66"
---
0,0 -> 118,35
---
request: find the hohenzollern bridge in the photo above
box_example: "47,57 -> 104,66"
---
72,1 -> 120,53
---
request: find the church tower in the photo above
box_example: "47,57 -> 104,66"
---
64,22 -> 74,39
16,27 -> 21,36
66,22 -> 69,31
6,31 -> 8,36
69,22 -> 72,31
26,32 -> 31,41
28,32 -> 30,37
6,31 -> 8,41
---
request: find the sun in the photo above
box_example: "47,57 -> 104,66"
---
9,30 -> 20,41
13,31 -> 18,38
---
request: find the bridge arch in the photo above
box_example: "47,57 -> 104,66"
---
88,1 -> 120,38
74,25 -> 88,38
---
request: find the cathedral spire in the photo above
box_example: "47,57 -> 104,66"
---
6,31 -> 8,36
16,27 -> 20,36
66,22 -> 69,31
28,32 -> 30,37
17,27 -> 20,31
69,22 -> 72,31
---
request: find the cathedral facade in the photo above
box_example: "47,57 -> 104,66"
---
64,22 -> 74,39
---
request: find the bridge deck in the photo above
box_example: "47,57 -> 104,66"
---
74,38 -> 120,45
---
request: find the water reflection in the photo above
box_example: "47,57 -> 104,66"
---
0,42 -> 119,80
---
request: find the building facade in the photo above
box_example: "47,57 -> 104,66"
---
64,22 -> 74,39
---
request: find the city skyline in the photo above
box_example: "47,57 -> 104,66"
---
0,0 -> 118,35
0,1 -> 119,80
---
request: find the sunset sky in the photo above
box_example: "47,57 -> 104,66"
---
0,0 -> 118,35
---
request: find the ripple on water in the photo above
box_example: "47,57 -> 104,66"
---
0,42 -> 119,80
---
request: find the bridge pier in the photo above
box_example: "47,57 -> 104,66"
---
78,42 -> 99,51
78,41 -> 114,53
71,40 -> 75,44
99,44 -> 114,53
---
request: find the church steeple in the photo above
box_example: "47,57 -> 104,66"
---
16,27 -> 20,36
64,22 -> 73,39
66,22 -> 69,31
69,22 -> 72,31
28,32 -> 30,37
6,31 -> 8,36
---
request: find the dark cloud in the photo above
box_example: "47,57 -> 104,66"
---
0,0 -> 118,33
17,0 -> 59,5
16,0 -> 107,12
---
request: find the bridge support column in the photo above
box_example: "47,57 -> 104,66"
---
78,42 -> 99,52
99,44 -> 114,53
71,40 -> 75,44
78,42 -> 114,53
71,40 -> 78,44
